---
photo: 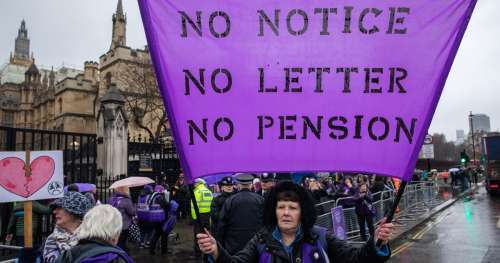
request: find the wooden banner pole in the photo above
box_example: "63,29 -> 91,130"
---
23,150 -> 33,248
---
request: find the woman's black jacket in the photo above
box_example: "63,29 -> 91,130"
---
215,227 -> 391,263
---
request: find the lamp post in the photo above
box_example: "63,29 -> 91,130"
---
469,111 -> 476,165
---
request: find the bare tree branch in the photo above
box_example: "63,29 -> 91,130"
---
114,57 -> 167,142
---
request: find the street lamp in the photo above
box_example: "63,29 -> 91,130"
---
469,111 -> 476,165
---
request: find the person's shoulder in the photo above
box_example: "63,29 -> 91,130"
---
66,240 -> 129,263
212,194 -> 224,203
236,190 -> 262,201
252,191 -> 265,201
121,196 -> 133,204
225,192 -> 238,202
255,227 -> 273,242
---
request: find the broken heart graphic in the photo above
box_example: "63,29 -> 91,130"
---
0,156 -> 55,198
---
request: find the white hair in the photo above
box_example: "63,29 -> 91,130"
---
77,204 -> 123,243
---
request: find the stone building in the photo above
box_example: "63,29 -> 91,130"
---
0,0 -> 168,139
0,20 -> 84,131
98,0 -> 168,140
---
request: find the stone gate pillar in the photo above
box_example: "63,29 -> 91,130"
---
96,84 -> 128,178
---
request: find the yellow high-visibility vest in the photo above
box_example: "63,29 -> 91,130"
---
191,184 -> 213,219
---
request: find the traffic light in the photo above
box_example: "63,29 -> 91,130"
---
460,151 -> 469,165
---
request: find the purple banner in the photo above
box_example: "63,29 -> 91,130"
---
138,0 -> 476,182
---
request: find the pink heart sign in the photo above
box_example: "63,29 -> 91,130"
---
0,156 -> 55,198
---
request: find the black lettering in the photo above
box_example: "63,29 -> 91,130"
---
308,67 -> 331,93
343,6 -> 354,33
259,68 -> 278,93
302,116 -> 323,139
395,117 -> 417,144
211,68 -> 232,93
336,67 -> 359,93
258,116 -> 274,139
368,117 -> 390,141
354,115 -> 363,139
258,10 -> 280,36
389,68 -> 407,93
188,119 -> 208,145
284,68 -> 303,93
286,9 -> 309,36
209,11 -> 231,38
364,68 -> 383,93
328,116 -> 348,139
213,117 -> 234,141
180,11 -> 202,37
387,7 -> 410,34
184,69 -> 205,95
314,8 -> 337,35
359,8 -> 382,34
279,115 -> 297,140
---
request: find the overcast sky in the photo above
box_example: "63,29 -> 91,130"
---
0,0 -> 498,141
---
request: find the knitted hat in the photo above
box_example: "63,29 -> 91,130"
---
50,191 -> 93,219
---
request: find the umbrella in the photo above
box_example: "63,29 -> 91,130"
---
109,176 -> 155,189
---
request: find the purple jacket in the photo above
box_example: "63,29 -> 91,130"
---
110,193 -> 136,230
56,239 -> 135,263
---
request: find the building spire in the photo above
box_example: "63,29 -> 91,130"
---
14,19 -> 30,60
49,66 -> 56,87
111,0 -> 127,49
116,0 -> 124,17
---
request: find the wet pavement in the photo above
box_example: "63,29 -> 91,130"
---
128,219 -> 201,263
388,186 -> 500,263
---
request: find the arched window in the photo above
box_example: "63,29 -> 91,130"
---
58,98 -> 63,113
105,72 -> 112,88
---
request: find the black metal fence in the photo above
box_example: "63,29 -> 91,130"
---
128,135 -> 181,187
0,126 -> 98,185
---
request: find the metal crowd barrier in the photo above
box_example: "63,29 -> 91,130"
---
315,181 -> 442,239
0,244 -> 22,263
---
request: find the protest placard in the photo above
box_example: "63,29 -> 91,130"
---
0,151 -> 64,203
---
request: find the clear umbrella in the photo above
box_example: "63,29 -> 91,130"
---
109,176 -> 155,189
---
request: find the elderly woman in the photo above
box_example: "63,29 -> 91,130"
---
43,191 -> 93,263
56,205 -> 135,263
197,181 -> 394,263
110,186 -> 136,252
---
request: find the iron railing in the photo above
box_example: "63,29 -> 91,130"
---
315,181 -> 442,239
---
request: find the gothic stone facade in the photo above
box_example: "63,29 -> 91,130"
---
0,0 -> 167,139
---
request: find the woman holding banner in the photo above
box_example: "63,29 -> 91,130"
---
197,181 -> 394,263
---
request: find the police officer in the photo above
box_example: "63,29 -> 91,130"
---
216,173 -> 264,255
259,173 -> 275,198
190,178 -> 213,255
210,176 -> 234,235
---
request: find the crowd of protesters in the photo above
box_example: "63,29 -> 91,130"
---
0,172 -> 401,263
197,178 -> 394,263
